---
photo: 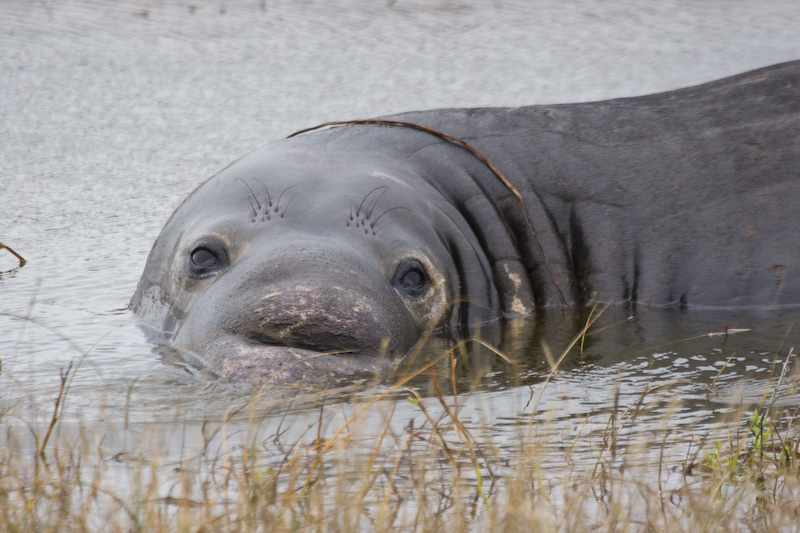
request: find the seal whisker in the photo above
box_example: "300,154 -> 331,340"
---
356,186 -> 388,219
235,177 -> 261,219
372,206 -> 411,235
276,185 -> 297,214
364,186 -> 388,219
258,180 -> 273,209
279,193 -> 296,219
345,196 -> 355,227
372,206 -> 410,226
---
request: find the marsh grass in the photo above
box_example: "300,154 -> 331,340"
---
1,316 -> 799,532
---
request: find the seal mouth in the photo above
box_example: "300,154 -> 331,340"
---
190,333 -> 388,385
241,332 -> 363,356
244,332 -> 293,348
241,328 -> 367,355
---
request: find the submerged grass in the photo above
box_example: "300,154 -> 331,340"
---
1,316 -> 799,532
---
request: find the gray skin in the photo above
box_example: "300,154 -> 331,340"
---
131,61 -> 800,384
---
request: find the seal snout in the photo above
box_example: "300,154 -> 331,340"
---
247,284 -> 387,353
184,240 -> 422,359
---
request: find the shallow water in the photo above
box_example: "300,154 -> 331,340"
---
2,0 -> 800,523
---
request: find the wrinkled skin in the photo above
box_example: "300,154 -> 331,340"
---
131,61 -> 800,384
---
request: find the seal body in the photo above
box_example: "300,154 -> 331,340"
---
131,61 -> 800,383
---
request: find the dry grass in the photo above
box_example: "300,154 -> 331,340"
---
2,318 -> 799,532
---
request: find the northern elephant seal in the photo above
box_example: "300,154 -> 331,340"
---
131,61 -> 800,383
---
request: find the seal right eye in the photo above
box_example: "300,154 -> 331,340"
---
392,259 -> 430,300
187,239 -> 229,278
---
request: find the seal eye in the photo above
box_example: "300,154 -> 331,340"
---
191,248 -> 217,267
392,259 -> 430,299
187,239 -> 229,279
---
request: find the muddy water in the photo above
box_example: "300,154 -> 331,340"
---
2,0 -> 800,512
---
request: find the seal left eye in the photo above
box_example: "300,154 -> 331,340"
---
187,239 -> 229,278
